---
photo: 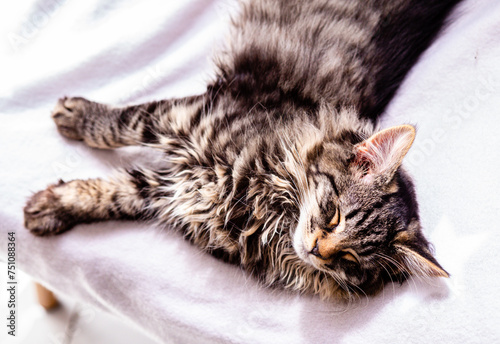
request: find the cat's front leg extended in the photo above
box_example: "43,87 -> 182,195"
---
24,169 -> 159,236
51,94 -> 206,149
51,96 -> 152,149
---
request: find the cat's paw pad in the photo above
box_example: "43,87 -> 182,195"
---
24,183 -> 74,236
51,97 -> 89,141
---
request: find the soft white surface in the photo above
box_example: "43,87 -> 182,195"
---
1,0 -> 499,343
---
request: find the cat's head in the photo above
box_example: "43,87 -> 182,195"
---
292,124 -> 448,296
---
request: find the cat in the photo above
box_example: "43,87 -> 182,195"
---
24,0 -> 461,300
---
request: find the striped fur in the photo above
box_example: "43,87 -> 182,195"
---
24,0 -> 460,300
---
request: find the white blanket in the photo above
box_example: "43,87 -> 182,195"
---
1,0 -> 499,343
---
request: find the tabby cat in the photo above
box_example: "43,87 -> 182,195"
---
24,0 -> 459,299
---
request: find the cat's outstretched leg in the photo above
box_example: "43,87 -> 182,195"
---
51,94 -> 206,149
24,168 -> 160,236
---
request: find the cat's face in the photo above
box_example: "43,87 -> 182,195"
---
292,125 -> 448,295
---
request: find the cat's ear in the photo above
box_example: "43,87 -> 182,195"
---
392,227 -> 449,278
354,125 -> 415,183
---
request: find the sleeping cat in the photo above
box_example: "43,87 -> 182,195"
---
24,0 -> 460,299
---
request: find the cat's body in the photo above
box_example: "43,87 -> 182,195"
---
24,0 -> 459,299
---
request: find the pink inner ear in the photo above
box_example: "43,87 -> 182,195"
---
355,146 -> 375,181
356,136 -> 388,175
355,125 -> 415,180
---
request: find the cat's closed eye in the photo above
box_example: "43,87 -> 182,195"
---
327,207 -> 339,229
340,249 -> 360,264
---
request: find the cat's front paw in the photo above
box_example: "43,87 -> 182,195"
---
51,97 -> 89,141
24,183 -> 75,236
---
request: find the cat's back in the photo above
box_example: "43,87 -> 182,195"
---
218,0 -> 376,111
216,0 -> 461,120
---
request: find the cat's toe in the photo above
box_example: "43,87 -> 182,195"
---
24,186 -> 73,236
51,97 -> 88,141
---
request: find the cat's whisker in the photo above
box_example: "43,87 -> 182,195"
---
375,259 -> 396,300
376,252 -> 421,294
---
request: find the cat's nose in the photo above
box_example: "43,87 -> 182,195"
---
310,241 -> 323,258
309,233 -> 342,261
